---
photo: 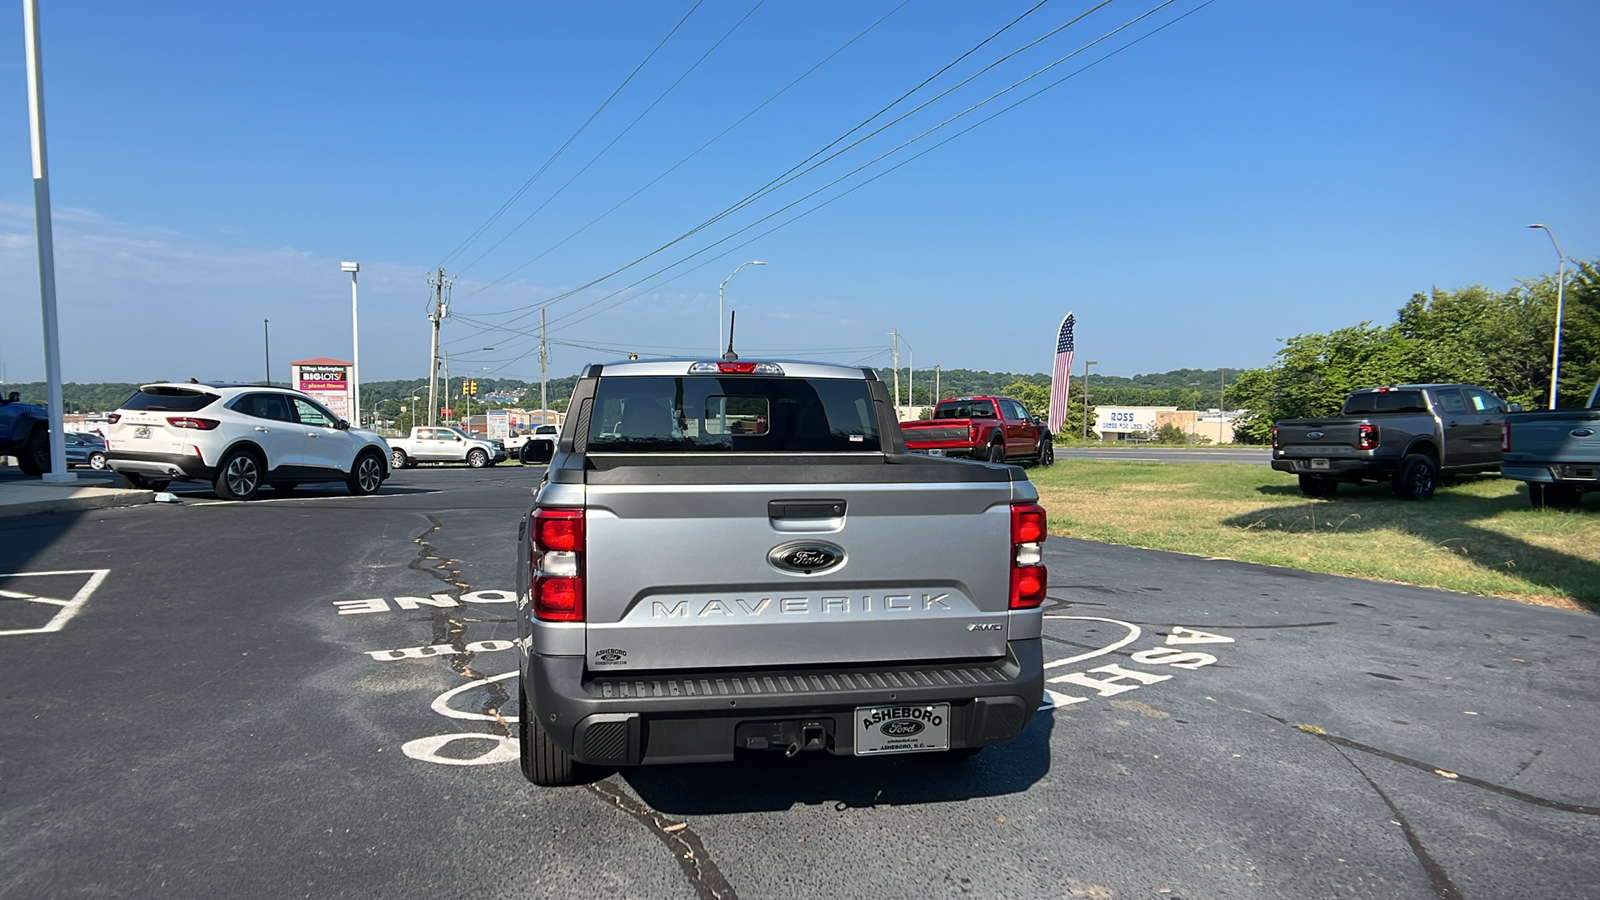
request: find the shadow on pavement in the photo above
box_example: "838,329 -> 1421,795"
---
1229,481 -> 1600,608
620,712 -> 1053,814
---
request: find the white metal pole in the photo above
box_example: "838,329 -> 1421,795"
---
23,0 -> 71,483
350,266 -> 360,427
1529,225 -> 1569,409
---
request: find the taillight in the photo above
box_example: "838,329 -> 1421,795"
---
1502,422 -> 1510,453
1009,502 -> 1048,609
1358,424 -> 1379,451
107,413 -> 121,424
1270,425 -> 1279,449
531,508 -> 585,622
167,416 -> 220,430
969,423 -> 980,444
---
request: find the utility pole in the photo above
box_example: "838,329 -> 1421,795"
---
263,319 -> 271,385
426,267 -> 450,426
890,329 -> 900,411
1219,367 -> 1229,415
935,365 -> 941,404
442,349 -> 450,425
539,308 -> 548,427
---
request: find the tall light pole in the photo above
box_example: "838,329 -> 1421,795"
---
1528,224 -> 1569,409
718,260 -> 767,353
1082,360 -> 1099,443
1219,367 -> 1230,415
341,261 -> 361,426
23,0 -> 72,483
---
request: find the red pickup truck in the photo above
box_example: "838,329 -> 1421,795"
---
900,396 -> 1054,465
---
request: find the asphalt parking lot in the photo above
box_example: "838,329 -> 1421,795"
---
2,464 -> 1596,899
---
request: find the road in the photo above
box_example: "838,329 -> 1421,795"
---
2,465 -> 1596,899
1055,445 -> 1272,465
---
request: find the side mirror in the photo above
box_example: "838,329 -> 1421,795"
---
1508,402 -> 1523,413
521,441 -> 554,465
5,392 -> 17,403
335,419 -> 350,430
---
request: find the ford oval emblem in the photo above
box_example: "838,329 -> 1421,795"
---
768,541 -> 846,575
1307,431 -> 1324,440
881,719 -> 925,736
1573,428 -> 1595,438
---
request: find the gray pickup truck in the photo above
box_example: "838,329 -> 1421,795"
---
1501,378 -> 1600,508
1271,383 -> 1510,500
514,358 -> 1048,786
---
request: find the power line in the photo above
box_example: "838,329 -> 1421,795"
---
453,0 -> 914,308
435,1 -> 705,271
453,0 -> 765,278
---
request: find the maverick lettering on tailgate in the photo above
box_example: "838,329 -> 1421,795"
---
651,593 -> 953,618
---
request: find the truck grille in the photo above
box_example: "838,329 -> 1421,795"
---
589,662 -> 1011,700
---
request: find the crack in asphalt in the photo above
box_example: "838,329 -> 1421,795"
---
590,779 -> 737,900
1337,746 -> 1465,900
408,515 -> 513,735
1265,714 -> 1600,816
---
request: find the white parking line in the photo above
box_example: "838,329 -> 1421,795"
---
0,569 -> 110,636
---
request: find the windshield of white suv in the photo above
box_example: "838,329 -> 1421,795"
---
587,376 -> 879,452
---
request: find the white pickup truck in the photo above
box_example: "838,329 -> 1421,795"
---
509,424 -> 559,463
387,425 -> 506,469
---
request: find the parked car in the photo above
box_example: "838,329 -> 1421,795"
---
64,432 -> 108,470
515,358 -> 1047,785
387,425 -> 506,469
515,424 -> 560,464
103,383 -> 391,500
0,391 -> 50,475
1500,378 -> 1600,508
1271,383 -> 1510,500
899,395 -> 1053,465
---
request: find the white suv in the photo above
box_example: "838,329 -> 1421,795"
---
105,382 -> 391,500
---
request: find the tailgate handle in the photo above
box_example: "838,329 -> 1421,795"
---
769,500 -> 846,519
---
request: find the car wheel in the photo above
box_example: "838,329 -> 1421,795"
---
1391,454 -> 1437,501
391,448 -> 409,470
214,449 -> 264,501
1034,438 -> 1054,467
88,451 -> 108,470
17,429 -> 49,476
1298,474 -> 1338,497
467,448 -> 489,468
519,682 -> 588,787
986,441 -> 1006,464
346,452 -> 385,496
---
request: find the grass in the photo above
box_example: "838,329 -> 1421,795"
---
1029,460 -> 1600,611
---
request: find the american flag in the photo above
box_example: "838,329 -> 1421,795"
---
1047,313 -> 1075,434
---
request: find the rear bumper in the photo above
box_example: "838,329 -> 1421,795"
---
524,638 -> 1044,766
107,451 -> 215,481
1503,463 -> 1600,485
1272,456 -> 1388,479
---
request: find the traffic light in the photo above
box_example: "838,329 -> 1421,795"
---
465,380 -> 478,397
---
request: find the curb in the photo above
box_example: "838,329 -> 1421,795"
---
0,490 -> 155,519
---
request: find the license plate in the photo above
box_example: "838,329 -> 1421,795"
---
134,427 -> 152,439
1310,458 -> 1329,470
854,703 -> 950,755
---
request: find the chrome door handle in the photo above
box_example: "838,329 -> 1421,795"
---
307,433 -> 320,438
255,426 -> 270,432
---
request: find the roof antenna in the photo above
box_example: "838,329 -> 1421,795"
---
722,310 -> 739,361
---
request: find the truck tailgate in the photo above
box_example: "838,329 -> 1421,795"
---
1275,420 -> 1367,459
581,460 -> 1021,672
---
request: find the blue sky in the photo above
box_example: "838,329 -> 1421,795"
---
0,0 -> 1594,386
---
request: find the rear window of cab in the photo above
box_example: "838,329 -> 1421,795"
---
119,387 -> 219,413
588,376 -> 879,452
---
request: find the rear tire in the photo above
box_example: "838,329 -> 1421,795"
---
519,682 -> 586,786
1391,454 -> 1437,501
346,452 -> 385,496
986,441 -> 1006,464
391,448 -> 409,470
17,429 -> 49,476
1034,437 -> 1054,467
1528,482 -> 1582,509
1298,474 -> 1338,497
214,449 -> 264,501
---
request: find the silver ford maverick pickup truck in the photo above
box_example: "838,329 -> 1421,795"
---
514,358 -> 1048,785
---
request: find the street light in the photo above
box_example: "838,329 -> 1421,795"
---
341,261 -> 360,427
1528,224 -> 1569,409
718,260 -> 768,353
1082,360 -> 1099,443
